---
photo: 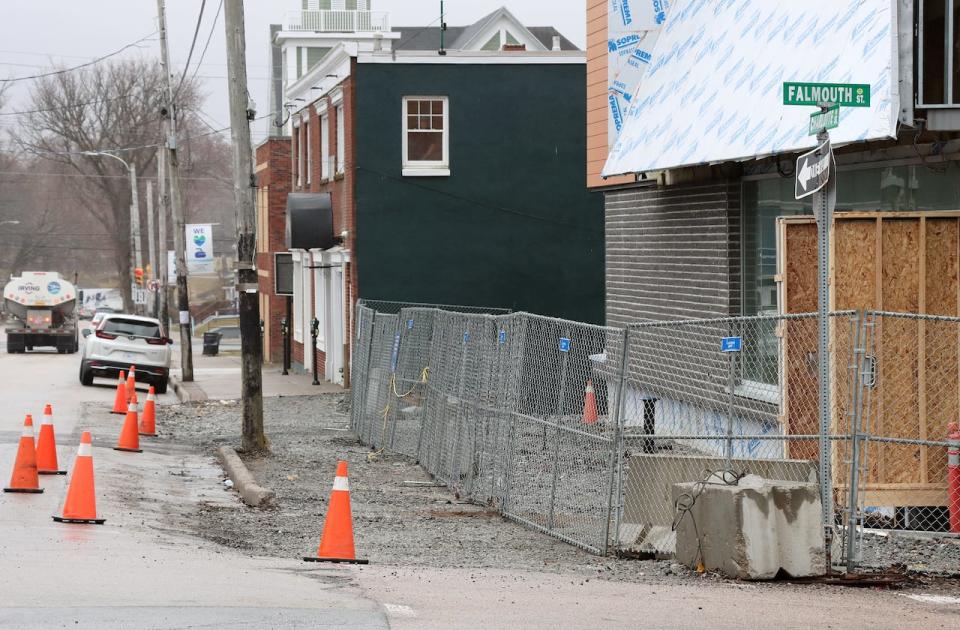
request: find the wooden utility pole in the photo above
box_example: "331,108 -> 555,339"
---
224,0 -> 266,450
157,141 -> 170,330
157,0 -> 194,380
146,180 -> 158,319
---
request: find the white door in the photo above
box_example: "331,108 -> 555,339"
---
301,257 -> 313,372
328,267 -> 344,385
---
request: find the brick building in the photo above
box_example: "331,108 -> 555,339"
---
254,136 -> 291,364
260,4 -> 604,384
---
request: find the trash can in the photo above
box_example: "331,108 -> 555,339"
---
202,332 -> 222,356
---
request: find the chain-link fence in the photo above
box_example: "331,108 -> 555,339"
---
352,304 -> 622,553
612,312 -> 858,560
841,311 -> 960,567
351,304 -> 960,564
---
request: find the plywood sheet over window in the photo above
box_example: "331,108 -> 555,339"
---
779,212 -> 960,508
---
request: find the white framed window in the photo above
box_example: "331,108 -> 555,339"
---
321,112 -> 330,180
402,96 -> 449,177
335,104 -> 345,174
304,121 -> 312,185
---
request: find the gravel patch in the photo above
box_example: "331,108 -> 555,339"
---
157,394 -> 960,592
159,394 -> 679,582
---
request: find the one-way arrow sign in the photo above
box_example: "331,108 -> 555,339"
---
795,140 -> 832,199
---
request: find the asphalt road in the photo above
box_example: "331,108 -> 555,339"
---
0,327 -> 387,629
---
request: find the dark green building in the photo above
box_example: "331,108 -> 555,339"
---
280,7 -> 604,356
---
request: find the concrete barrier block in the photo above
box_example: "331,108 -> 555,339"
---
216,446 -> 274,508
672,474 -> 824,580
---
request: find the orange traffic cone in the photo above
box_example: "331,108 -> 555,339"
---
582,379 -> 598,425
53,431 -> 105,524
37,404 -> 66,475
140,386 -> 157,436
114,398 -> 142,453
304,460 -> 367,564
4,415 -> 43,493
125,367 -> 136,403
111,370 -> 128,415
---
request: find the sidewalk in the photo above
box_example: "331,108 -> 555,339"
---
170,349 -> 341,401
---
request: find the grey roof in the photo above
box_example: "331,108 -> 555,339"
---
526,27 -> 578,51
393,6 -> 579,53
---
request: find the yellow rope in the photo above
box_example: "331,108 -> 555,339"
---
367,367 -> 429,463
367,402 -> 391,462
391,367 -> 430,398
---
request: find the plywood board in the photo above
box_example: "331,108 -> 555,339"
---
834,220 -> 878,310
880,220 -> 922,485
784,223 -> 818,312
782,222 -> 819,460
924,218 -> 959,486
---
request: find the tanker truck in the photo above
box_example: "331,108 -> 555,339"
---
3,272 -> 79,353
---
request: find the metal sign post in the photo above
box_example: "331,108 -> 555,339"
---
815,132 -> 837,565
791,96 -> 838,568
721,335 -> 742,469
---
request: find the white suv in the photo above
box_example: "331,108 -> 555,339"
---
79,314 -> 172,393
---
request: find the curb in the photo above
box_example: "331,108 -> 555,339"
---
216,445 -> 274,507
171,376 -> 208,403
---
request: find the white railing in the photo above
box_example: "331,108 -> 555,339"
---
284,10 -> 390,33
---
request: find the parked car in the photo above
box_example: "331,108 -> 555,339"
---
79,314 -> 172,393
90,307 -> 119,328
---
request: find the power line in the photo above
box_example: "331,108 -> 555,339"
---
188,0 -> 224,89
0,170 -> 227,182
0,92 -> 158,117
174,0 -> 207,99
0,32 -> 158,83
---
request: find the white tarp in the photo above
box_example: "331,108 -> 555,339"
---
607,1 -> 671,142
603,0 -> 899,177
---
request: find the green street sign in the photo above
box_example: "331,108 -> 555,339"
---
809,105 -> 840,135
783,82 -> 870,107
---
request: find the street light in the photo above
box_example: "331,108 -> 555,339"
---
0,220 -> 21,227
81,151 -> 142,305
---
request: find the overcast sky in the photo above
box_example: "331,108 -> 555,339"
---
0,1 -> 586,145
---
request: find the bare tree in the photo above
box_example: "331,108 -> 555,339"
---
15,58 -> 200,309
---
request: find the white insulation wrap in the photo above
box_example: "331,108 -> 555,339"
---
603,0 -> 900,177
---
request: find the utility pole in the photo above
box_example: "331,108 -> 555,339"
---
157,145 -> 169,330
224,0 -> 266,450
146,180 -> 158,319
130,164 -> 142,274
157,0 -> 194,381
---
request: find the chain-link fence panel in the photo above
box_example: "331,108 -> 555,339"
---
382,308 -> 438,459
470,313 -> 527,508
847,311 -> 959,537
499,314 -> 622,554
613,313 -> 859,557
350,305 -> 376,436
357,313 -> 399,449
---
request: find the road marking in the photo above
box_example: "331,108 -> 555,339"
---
903,594 -> 960,605
384,603 -> 416,618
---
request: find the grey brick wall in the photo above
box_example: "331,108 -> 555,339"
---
605,181 -> 741,327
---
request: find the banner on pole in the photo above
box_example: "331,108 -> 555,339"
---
186,223 -> 215,274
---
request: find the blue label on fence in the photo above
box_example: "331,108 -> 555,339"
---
559,337 -> 571,352
407,319 -> 414,330
390,332 -> 401,372
463,331 -> 470,343
498,330 -> 507,344
721,336 -> 742,352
